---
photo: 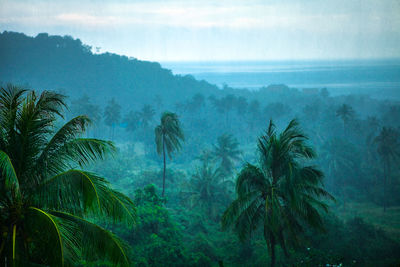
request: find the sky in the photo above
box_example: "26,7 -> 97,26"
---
0,0 -> 400,61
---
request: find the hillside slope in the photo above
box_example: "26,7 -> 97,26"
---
0,31 -> 220,106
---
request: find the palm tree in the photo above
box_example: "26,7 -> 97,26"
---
196,149 -> 214,164
222,119 -> 333,267
181,160 -> 231,220
0,85 -> 135,266
187,93 -> 205,114
124,110 -> 141,133
336,104 -> 355,135
374,127 -> 400,212
138,104 -> 155,129
104,97 -> 121,140
155,112 -> 184,197
235,96 -> 248,116
70,95 -> 101,137
319,138 -> 355,186
213,134 -> 241,178
319,138 -> 356,209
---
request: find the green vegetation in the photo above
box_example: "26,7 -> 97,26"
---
0,85 -> 135,266
374,127 -> 400,212
222,120 -> 333,267
212,134 -> 241,177
0,32 -> 400,266
155,112 -> 184,197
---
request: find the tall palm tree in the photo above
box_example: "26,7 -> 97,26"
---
374,127 -> 400,212
155,112 -> 184,197
213,134 -> 241,177
0,85 -> 136,266
104,97 -> 121,140
336,104 -> 355,135
222,119 -> 333,267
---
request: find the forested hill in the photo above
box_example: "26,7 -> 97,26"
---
0,31 -> 221,106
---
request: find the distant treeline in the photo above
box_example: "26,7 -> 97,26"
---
0,31 -> 221,107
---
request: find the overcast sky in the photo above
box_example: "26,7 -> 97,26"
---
1,0 -> 399,61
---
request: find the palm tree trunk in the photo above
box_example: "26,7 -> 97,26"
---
279,231 -> 289,258
270,236 -> 276,267
162,135 -> 166,197
383,159 -> 388,212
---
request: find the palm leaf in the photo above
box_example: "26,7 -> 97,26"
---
50,211 -> 130,267
39,170 -> 136,226
38,116 -> 91,163
0,150 -> 20,197
26,207 -> 64,266
63,138 -> 116,167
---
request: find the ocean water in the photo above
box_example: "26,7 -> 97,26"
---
161,60 -> 400,99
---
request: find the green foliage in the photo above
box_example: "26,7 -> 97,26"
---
213,134 -> 241,177
222,119 -> 334,266
104,97 -> 121,127
155,112 -> 185,158
180,160 -> 232,220
155,111 -> 184,196
115,185 -> 213,267
0,85 -> 135,266
1,31 -> 400,266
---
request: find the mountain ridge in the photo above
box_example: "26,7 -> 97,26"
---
0,31 -> 223,106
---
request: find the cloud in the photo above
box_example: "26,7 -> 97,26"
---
0,0 -> 399,60
1,0 -> 397,32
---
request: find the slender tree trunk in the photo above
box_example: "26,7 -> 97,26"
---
270,236 -> 276,267
387,160 -> 391,186
279,231 -> 289,258
343,119 -> 346,137
383,159 -> 388,212
162,135 -> 166,197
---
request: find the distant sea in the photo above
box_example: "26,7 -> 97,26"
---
161,59 -> 400,99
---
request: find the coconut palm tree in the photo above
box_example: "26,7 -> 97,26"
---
213,134 -> 241,178
222,119 -> 333,267
319,138 -> 355,189
319,138 -> 356,210
138,104 -> 155,129
0,85 -> 135,266
374,127 -> 400,212
181,160 -> 231,221
336,104 -> 355,135
155,112 -> 184,197
124,110 -> 141,133
104,97 -> 121,140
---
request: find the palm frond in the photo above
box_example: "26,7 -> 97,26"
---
0,150 -> 20,197
26,207 -> 64,266
0,85 -> 27,140
50,211 -> 130,267
35,90 -> 67,119
221,191 -> 260,230
38,116 -> 91,163
39,170 -> 136,226
61,138 -> 116,167
155,125 -> 164,155
235,163 -> 267,197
